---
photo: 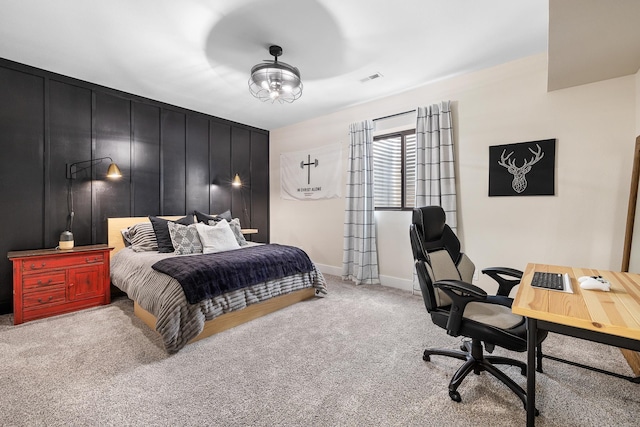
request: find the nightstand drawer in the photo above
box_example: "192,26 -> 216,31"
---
21,252 -> 105,273
23,273 -> 66,292
23,287 -> 66,309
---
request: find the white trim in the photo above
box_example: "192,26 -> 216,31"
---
315,263 -> 413,292
379,274 -> 413,292
315,263 -> 342,277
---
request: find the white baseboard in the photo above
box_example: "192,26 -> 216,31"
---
314,263 -> 415,293
314,263 -> 342,277
379,274 -> 414,292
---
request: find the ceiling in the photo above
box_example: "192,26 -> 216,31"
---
0,1 -> 636,131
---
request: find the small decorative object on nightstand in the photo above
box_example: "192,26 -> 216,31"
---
8,244 -> 113,325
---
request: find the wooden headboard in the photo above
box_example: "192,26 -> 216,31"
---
107,216 -> 186,257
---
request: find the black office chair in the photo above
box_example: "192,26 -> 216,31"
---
410,206 -> 546,411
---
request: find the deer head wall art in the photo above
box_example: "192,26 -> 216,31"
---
488,139 -> 556,197
498,144 -> 544,193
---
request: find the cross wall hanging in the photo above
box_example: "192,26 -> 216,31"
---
280,144 -> 342,200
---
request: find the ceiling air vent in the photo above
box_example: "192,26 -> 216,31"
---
360,72 -> 384,83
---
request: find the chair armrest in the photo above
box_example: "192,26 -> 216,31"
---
433,279 -> 487,336
481,267 -> 523,297
434,279 -> 487,298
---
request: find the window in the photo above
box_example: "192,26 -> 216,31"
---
373,130 -> 416,210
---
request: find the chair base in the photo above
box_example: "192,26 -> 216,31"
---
424,339 -> 538,415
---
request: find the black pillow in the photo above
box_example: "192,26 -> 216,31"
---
149,215 -> 194,253
194,209 -> 232,223
194,210 -> 220,224
216,209 -> 232,222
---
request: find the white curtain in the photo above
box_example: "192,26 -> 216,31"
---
342,120 -> 380,285
415,101 -> 457,232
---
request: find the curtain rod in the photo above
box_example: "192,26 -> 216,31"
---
372,109 -> 416,122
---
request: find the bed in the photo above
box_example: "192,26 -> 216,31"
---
108,216 -> 326,353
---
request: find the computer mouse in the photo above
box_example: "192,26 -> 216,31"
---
578,275 -> 604,283
579,278 -> 610,291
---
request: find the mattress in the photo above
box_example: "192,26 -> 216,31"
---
110,245 -> 327,353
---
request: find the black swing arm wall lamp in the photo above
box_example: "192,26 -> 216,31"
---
66,156 -> 122,180
231,173 -> 250,227
60,157 -> 122,249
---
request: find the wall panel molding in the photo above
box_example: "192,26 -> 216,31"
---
0,57 -> 269,315
0,66 -> 46,313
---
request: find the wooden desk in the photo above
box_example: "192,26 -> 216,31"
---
512,263 -> 640,426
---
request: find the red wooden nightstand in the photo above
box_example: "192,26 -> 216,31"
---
8,244 -> 113,325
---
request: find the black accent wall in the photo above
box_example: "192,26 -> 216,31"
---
0,58 -> 269,315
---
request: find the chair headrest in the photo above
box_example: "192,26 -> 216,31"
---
412,206 -> 446,241
411,206 -> 461,261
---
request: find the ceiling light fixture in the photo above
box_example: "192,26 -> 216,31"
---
248,45 -> 302,103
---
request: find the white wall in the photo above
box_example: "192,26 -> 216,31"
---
269,53 -> 637,294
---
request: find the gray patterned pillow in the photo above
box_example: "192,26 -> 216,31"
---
167,222 -> 202,255
228,218 -> 248,246
127,223 -> 158,252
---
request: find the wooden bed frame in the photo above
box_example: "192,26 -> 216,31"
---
107,216 -> 316,345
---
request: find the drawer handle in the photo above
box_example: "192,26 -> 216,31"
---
37,296 -> 54,303
85,257 -> 102,264
29,262 -> 46,270
37,279 -> 53,286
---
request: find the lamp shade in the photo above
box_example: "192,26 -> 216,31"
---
232,173 -> 242,187
248,45 -> 302,103
106,162 -> 122,178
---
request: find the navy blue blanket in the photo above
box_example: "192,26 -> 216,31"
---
151,244 -> 314,304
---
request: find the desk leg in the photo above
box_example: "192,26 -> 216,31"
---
526,317 -> 537,426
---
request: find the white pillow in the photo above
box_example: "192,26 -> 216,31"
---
196,220 -> 240,254
209,218 -> 248,246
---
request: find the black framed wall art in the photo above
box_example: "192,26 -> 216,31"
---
488,139 -> 556,197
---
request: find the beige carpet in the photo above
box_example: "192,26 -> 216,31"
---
1,274 -> 638,426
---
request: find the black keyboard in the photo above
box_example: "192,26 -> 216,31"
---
531,272 -> 565,291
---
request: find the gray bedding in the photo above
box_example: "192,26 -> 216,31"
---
110,245 -> 327,353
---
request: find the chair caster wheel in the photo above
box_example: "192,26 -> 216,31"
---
449,390 -> 461,402
423,351 -> 431,362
